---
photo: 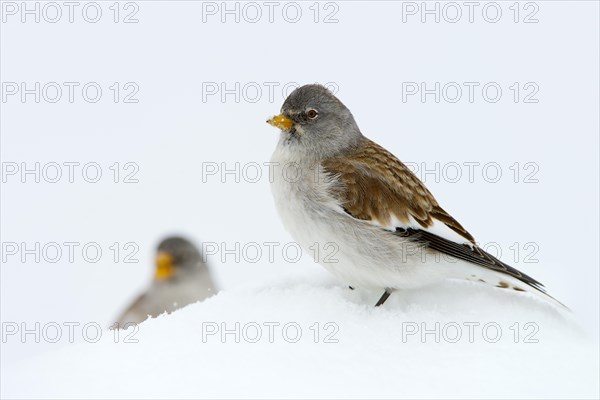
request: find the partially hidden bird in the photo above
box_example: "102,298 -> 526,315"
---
113,236 -> 216,327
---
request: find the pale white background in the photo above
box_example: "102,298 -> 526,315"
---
1,0 -> 598,381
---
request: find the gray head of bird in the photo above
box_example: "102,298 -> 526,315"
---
267,84 -> 364,160
153,236 -> 206,282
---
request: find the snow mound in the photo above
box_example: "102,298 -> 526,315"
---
4,276 -> 599,399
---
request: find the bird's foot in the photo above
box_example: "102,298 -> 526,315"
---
375,288 -> 393,307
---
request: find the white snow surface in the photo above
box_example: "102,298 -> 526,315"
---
4,273 -> 598,399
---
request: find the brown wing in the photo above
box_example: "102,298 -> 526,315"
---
322,138 -> 545,290
323,138 -> 475,244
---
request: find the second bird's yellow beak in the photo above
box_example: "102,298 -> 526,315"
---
155,251 -> 175,281
267,114 -> 294,131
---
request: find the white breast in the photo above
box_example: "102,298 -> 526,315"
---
270,146 -> 411,288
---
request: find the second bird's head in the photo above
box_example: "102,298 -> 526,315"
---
154,237 -> 205,282
267,84 -> 363,158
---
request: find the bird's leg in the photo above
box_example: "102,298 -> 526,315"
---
375,288 -> 393,307
348,286 -> 355,290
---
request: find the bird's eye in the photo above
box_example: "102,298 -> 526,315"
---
306,109 -> 318,119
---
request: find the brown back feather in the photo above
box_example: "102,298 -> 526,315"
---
322,138 -> 476,245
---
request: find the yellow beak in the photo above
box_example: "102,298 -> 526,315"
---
154,251 -> 175,281
267,114 -> 294,131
